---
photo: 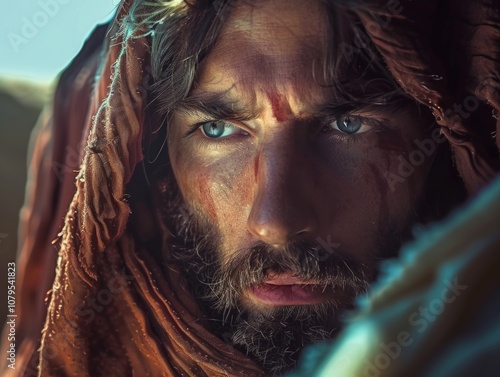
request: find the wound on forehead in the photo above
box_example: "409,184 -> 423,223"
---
267,91 -> 291,122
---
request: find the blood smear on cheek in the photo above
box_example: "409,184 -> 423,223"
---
197,173 -> 218,221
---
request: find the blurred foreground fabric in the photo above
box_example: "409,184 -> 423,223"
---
289,175 -> 500,377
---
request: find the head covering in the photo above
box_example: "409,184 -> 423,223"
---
33,1 -> 265,375
349,0 -> 500,193
2,0 -> 499,376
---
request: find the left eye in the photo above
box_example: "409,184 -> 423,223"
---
199,121 -> 241,139
329,116 -> 365,134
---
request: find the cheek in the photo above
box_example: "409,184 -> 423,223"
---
198,161 -> 253,224
314,130 -> 430,245
170,140 -> 255,235
317,148 -> 395,236
196,171 -> 218,221
209,162 -> 254,251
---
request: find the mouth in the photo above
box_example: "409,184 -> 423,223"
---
246,273 -> 335,306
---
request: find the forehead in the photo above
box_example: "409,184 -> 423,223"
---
194,0 -> 329,101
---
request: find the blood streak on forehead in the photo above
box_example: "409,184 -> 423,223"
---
267,91 -> 291,122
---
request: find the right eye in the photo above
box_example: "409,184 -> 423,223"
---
325,116 -> 370,135
200,121 -> 241,139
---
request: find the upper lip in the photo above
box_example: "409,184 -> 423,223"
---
263,273 -> 320,286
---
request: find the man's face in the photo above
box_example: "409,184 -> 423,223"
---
165,0 -> 434,373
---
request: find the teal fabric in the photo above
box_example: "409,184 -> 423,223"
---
289,176 -> 500,377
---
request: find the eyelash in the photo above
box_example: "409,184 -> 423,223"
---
183,122 -> 209,138
183,115 -> 389,146
320,116 -> 388,142
182,120 -> 247,150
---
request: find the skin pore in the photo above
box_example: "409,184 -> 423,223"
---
163,0 -> 437,374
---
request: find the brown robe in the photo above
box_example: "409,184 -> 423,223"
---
1,0 -> 499,376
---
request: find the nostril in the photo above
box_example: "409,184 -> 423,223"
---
247,220 -> 289,246
295,229 -> 310,236
247,219 -> 315,247
294,225 -> 315,238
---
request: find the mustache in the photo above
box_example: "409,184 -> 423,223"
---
220,240 -> 368,286
207,240 -> 370,311
161,181 -> 370,313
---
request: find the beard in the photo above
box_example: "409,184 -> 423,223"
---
144,118 -> 463,375
157,177 -> 383,376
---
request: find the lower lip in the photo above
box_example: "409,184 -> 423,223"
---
248,283 -> 334,306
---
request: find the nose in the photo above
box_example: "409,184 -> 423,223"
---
246,140 -> 318,247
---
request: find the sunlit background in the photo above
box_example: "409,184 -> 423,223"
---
1,0 -> 119,82
0,0 -> 120,324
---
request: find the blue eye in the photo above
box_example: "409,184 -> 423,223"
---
333,116 -> 363,134
200,121 -> 239,138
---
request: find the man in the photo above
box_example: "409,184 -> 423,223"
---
1,0 -> 498,376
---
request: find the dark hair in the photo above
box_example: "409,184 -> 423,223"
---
122,0 -> 238,169
119,0 -> 465,263
123,0 -> 421,168
127,0 -> 465,216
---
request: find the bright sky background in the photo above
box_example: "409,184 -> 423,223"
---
0,0 -> 120,84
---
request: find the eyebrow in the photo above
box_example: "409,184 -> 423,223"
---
174,86 -> 411,123
313,91 -> 412,120
174,90 -> 261,121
